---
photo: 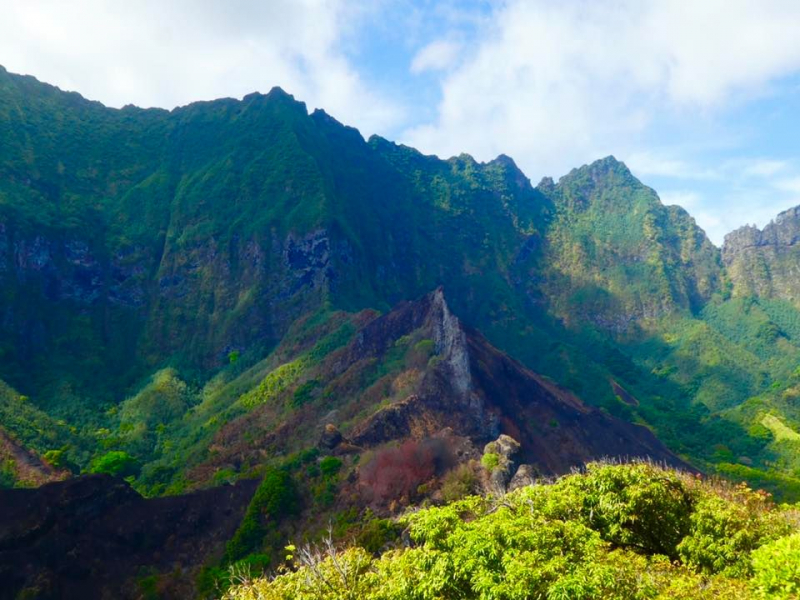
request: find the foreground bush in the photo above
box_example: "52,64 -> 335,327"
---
751,532 -> 800,599
224,462 -> 800,600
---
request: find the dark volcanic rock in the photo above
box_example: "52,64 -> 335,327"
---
0,475 -> 258,600
347,289 -> 687,474
319,423 -> 343,449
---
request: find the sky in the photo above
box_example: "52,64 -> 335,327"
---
2,0 -> 800,245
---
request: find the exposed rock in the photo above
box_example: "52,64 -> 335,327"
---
109,246 -> 147,307
57,240 -> 103,304
611,380 -> 639,406
350,394 -> 447,447
284,229 -> 331,295
508,464 -> 538,491
483,435 -> 521,492
319,423 -> 343,450
430,288 -> 471,397
485,434 -> 521,462
13,236 -> 52,276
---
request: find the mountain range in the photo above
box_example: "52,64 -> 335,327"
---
2,64 -> 800,597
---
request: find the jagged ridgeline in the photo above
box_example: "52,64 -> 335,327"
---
2,61 -> 800,502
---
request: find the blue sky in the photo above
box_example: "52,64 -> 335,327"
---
2,0 -> 800,244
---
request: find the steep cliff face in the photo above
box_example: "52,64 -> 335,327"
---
0,66 -> 554,411
537,157 -> 721,332
723,207 -> 800,302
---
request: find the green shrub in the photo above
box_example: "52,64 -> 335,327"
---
440,462 -> 479,503
0,459 -> 16,488
539,462 -> 695,559
356,517 -> 400,554
225,468 -> 299,563
480,452 -> 499,471
89,450 -> 139,477
319,456 -> 342,478
239,360 -> 307,409
291,379 -> 319,408
751,532 -> 800,599
678,485 -> 790,576
43,447 -> 75,472
312,480 -> 338,507
221,463 -> 800,600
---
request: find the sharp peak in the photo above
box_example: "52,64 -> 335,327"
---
576,155 -> 630,175
488,153 -> 519,168
403,286 -> 458,325
555,155 -> 638,189
428,285 -> 448,304
241,86 -> 297,100
448,153 -> 479,166
239,86 -> 306,108
446,152 -> 526,169
423,287 -> 471,395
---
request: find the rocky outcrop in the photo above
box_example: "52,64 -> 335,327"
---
0,474 -> 258,600
284,229 -> 332,295
723,206 -> 800,302
205,289 -> 687,481
508,464 -> 538,491
430,288 -> 471,396
318,423 -> 343,450
482,435 -> 521,492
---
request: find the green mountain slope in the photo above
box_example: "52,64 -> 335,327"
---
537,157 -> 720,331
2,65 -> 800,498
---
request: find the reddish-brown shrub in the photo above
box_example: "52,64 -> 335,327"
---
359,439 -> 453,506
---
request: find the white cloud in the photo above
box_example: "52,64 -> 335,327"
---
0,0 -> 403,136
411,40 -> 462,74
636,157 -> 800,244
774,177 -> 800,194
403,1 -> 800,179
740,159 -> 789,179
658,190 -> 704,210
658,188 -> 800,246
626,152 -> 720,180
